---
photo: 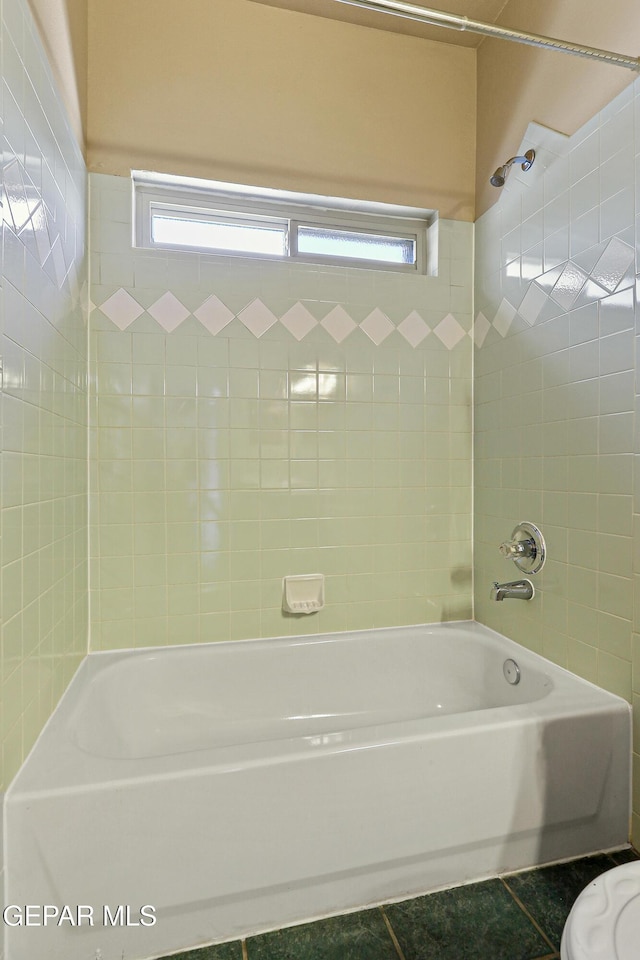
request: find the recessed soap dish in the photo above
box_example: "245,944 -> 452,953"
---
282,574 -> 325,615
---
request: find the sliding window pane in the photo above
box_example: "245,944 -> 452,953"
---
152,214 -> 287,256
297,225 -> 415,265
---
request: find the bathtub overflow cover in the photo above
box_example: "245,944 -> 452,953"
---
503,658 -> 521,685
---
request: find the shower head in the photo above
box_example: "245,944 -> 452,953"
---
490,149 -> 535,188
490,165 -> 509,188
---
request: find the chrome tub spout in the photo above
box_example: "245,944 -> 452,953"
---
490,579 -> 535,601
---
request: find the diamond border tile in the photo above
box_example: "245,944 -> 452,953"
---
470,312 -> 491,348
493,298 -> 516,338
518,283 -> 548,326
591,236 -> 635,293
321,305 -> 356,344
549,261 -> 589,310
99,288 -> 145,330
95,285 -> 475,354
238,298 -> 278,338
434,313 -> 465,350
148,292 -> 191,332
280,302 -> 317,341
360,308 -> 395,345
398,310 -> 430,348
194,294 -> 235,335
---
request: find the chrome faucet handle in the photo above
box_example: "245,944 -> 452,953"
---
499,522 -> 546,574
499,537 -> 535,559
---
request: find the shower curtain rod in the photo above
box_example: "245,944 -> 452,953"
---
330,0 -> 640,71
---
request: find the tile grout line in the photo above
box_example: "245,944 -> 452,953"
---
499,876 -> 557,955
379,905 -> 408,960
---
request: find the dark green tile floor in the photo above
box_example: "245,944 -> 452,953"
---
159,848 -> 639,960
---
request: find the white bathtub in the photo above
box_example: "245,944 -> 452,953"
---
4,621 -> 631,960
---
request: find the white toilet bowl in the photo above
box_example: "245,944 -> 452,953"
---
560,861 -> 640,960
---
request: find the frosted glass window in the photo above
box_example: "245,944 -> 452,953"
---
151,214 -> 287,256
297,225 -> 416,265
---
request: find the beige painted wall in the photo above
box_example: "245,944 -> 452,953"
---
476,0 -> 640,216
86,0 -> 476,219
25,0 -> 640,223
27,0 -> 87,146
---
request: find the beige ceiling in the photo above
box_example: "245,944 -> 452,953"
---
247,0 -> 512,45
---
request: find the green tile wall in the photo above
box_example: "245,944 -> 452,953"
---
0,0 -> 88,792
89,174 -> 474,648
473,94 -> 640,845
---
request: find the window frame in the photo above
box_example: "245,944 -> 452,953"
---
134,174 -> 433,274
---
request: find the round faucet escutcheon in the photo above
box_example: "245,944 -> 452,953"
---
499,522 -> 546,574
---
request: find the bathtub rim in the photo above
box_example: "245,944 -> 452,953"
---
5,619 -> 631,802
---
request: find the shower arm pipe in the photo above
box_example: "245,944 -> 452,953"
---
330,0 -> 640,71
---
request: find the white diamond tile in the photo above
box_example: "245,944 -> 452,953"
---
30,202 -> 52,265
238,298 -> 278,338
550,261 -> 589,310
321,305 -> 356,344
360,308 -> 394,345
470,312 -> 491,348
590,236 -> 635,293
434,313 -> 465,350
4,158 -> 30,232
194,294 -> 235,335
493,299 -> 516,338
49,235 -> 67,289
571,244 -> 604,277
518,282 -> 548,326
580,279 -> 610,303
148,292 -> 191,332
99,288 -> 145,330
534,264 -> 565,291
615,264 -> 636,293
397,310 -> 430,347
280,302 -> 317,341
18,216 -> 40,265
